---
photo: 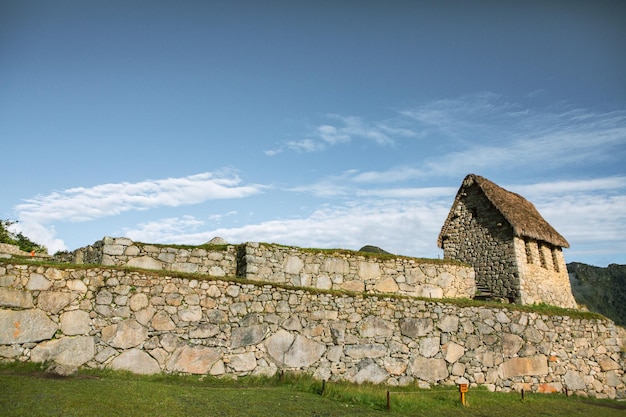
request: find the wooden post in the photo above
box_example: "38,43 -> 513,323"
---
386,390 -> 390,411
459,383 -> 468,406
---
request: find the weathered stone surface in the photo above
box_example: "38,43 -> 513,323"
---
60,310 -> 91,335
166,345 -> 221,374
500,355 -> 548,378
419,337 -> 440,358
0,309 -> 56,344
384,358 -> 408,375
231,324 -> 269,348
178,305 -> 202,322
400,318 -> 433,338
410,357 -> 449,382
374,277 -> 399,293
321,258 -> 349,274
265,330 -> 325,368
437,315 -> 459,333
31,336 -> 95,367
109,349 -> 161,374
129,293 -> 149,311
190,323 -> 220,339
502,333 -> 524,357
0,345 -> 22,358
230,352 -> 257,372
358,262 -> 381,280
283,256 -> 304,274
0,287 -> 34,308
152,310 -> 176,331
598,358 -> 621,371
359,316 -> 393,338
126,256 -> 163,270
345,344 -> 387,359
37,291 -> 76,314
104,319 -> 148,349
67,280 -> 88,293
563,370 -> 587,391
341,280 -> 365,292
354,359 -> 388,384
443,342 -> 464,363
26,273 -> 52,291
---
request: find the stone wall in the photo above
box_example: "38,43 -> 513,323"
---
59,238 -> 476,300
241,242 -> 476,299
59,237 -> 239,277
514,237 -> 577,309
440,183 -> 520,301
1,262 -> 624,398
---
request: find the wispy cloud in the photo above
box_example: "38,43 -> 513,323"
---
13,171 -> 266,252
349,96 -> 626,182
265,114 -> 413,155
16,171 -> 265,223
121,200 -> 452,257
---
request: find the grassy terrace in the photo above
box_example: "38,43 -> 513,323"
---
1,362 -> 624,417
0,256 -> 607,321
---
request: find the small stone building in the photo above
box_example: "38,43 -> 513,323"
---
438,174 -> 577,308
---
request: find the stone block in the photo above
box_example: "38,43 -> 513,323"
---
400,318 -> 433,338
166,345 -> 221,374
0,309 -> 57,344
0,287 -> 34,308
60,310 -> 91,335
109,348 -> 161,375
410,357 -> 448,382
500,355 -> 548,378
126,256 -> 163,270
31,336 -> 95,367
231,324 -> 269,348
26,273 -> 52,291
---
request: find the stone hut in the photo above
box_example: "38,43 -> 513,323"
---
438,174 -> 577,308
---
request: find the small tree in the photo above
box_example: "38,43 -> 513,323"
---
0,219 -> 47,254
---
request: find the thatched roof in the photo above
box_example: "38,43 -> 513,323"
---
438,174 -> 569,248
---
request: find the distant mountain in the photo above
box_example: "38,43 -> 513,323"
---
567,262 -> 626,327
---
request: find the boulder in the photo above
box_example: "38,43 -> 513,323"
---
109,349 -> 161,375
265,330 -> 325,368
166,345 -> 221,374
410,357 -> 449,383
126,256 -> 163,270
0,287 -> 34,308
0,309 -> 56,344
103,319 -> 148,349
60,310 -> 91,335
231,324 -> 269,348
500,355 -> 548,378
31,336 -> 95,367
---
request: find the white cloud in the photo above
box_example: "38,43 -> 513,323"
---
121,200 -> 451,258
12,171 -> 266,254
16,171 -> 265,224
265,113 -> 411,155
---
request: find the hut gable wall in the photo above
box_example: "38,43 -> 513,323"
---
440,182 -> 520,301
513,237 -> 577,308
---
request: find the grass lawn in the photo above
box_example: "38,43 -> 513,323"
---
1,362 -> 624,417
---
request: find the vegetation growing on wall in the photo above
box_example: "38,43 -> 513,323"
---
0,219 -> 47,254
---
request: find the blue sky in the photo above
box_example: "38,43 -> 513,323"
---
1,1 -> 625,266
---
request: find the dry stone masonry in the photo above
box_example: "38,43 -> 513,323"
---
1,262 -> 624,398
57,237 -> 476,300
241,242 -> 475,299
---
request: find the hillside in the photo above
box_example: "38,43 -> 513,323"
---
567,262 -> 626,326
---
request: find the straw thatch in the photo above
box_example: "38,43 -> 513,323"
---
438,174 -> 569,248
